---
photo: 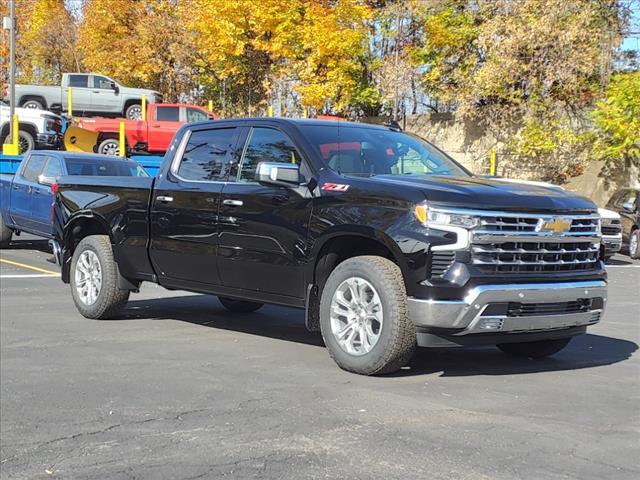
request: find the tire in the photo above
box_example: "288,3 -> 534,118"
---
629,229 -> 640,260
218,297 -> 264,313
319,256 -> 416,375
497,337 -> 571,359
3,129 -> 35,154
0,215 -> 13,248
98,138 -> 120,156
21,99 -> 44,110
70,235 -> 130,319
125,103 -> 142,120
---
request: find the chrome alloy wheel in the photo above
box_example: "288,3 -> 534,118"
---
75,250 -> 103,305
330,277 -> 383,356
127,105 -> 142,119
630,232 -> 638,256
100,140 -> 119,156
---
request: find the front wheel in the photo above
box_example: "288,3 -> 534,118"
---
0,215 -> 13,248
218,297 -> 263,313
497,338 -> 571,359
125,103 -> 142,120
70,235 -> 129,319
629,229 -> 640,260
319,256 -> 416,375
22,99 -> 44,110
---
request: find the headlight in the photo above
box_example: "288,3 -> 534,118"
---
414,204 -> 479,229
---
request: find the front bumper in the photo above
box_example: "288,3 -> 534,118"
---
36,132 -> 63,149
602,234 -> 622,254
408,280 -> 606,346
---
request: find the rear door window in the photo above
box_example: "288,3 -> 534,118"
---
68,74 -> 89,88
175,128 -> 239,182
21,155 -> 47,182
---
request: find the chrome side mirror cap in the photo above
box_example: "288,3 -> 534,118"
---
255,162 -> 301,187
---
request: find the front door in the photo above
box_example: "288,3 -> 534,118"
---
218,126 -> 314,299
91,75 -> 121,113
147,105 -> 182,152
149,125 -> 242,288
9,154 -> 47,230
30,155 -> 63,236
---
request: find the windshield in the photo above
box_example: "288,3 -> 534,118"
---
64,157 -> 149,177
298,124 -> 470,178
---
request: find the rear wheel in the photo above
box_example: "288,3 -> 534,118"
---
497,338 -> 571,358
3,129 -> 35,154
218,297 -> 263,313
98,138 -> 120,156
0,215 -> 13,248
70,235 -> 129,319
629,229 -> 640,259
319,256 -> 416,375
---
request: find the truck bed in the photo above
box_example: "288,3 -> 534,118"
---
55,175 -> 156,281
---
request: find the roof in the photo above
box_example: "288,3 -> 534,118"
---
34,150 -> 138,162
183,117 -> 393,130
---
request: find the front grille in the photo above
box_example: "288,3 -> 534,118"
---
429,252 -> 455,278
477,215 -> 599,236
471,241 -> 600,273
602,225 -> 621,235
507,299 -> 592,316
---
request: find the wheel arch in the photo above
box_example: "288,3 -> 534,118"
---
60,213 -> 112,283
305,228 -> 409,331
18,94 -> 48,109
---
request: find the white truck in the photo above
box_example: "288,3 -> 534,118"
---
0,101 -> 63,154
2,73 -> 161,120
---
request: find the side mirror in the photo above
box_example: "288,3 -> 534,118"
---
38,174 -> 56,186
255,162 -> 301,187
622,201 -> 635,213
110,81 -> 119,93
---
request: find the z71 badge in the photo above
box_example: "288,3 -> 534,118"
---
322,182 -> 350,192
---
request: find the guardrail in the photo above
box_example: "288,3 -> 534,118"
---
0,153 -> 164,177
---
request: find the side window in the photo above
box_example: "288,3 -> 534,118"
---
93,76 -> 112,89
42,157 -> 63,178
176,128 -> 237,182
238,127 -> 302,182
21,155 -> 47,182
156,106 -> 180,122
186,107 -> 209,123
68,74 -> 89,88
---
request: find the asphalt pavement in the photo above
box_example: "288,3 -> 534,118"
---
1,235 -> 639,479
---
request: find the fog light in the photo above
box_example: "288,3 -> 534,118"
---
478,318 -> 504,331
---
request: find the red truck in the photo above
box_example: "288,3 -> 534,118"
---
70,103 -> 216,155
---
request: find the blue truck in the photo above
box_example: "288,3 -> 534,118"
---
1,151 -> 148,248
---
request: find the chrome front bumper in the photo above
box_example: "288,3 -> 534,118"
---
602,234 -> 622,254
408,280 -> 607,336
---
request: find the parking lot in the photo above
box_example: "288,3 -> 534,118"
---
1,235 -> 639,480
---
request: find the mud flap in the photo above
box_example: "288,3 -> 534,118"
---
64,125 -> 99,153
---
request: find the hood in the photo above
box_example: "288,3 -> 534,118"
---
598,207 -> 620,219
119,86 -> 161,99
1,104 -> 61,120
369,174 -> 597,213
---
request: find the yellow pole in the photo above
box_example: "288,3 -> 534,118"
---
67,87 -> 73,116
2,114 -> 19,155
208,100 -> 213,113
141,95 -> 147,121
119,121 -> 126,158
489,148 -> 496,176
303,108 -> 308,119
267,105 -> 273,117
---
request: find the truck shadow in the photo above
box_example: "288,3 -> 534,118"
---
119,294 -> 637,377
4,238 -> 52,253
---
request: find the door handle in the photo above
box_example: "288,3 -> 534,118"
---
156,195 -> 173,203
223,199 -> 243,207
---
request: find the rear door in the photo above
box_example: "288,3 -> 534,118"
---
147,105 -> 182,152
64,74 -> 92,112
9,154 -> 47,230
149,125 -> 242,288
30,155 -> 63,235
91,75 -> 121,112
217,125 -> 314,299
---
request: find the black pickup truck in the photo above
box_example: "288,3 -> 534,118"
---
52,118 -> 607,375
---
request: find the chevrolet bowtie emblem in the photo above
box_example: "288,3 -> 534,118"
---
537,217 -> 573,234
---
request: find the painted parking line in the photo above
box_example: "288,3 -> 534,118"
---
0,258 -> 60,276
